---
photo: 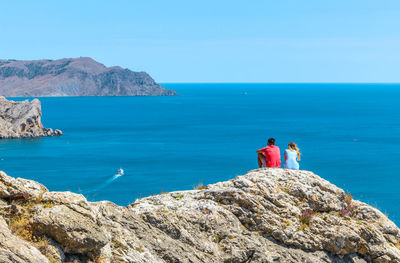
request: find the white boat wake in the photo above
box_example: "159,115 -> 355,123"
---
85,169 -> 124,194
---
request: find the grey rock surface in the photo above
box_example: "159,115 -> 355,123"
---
0,169 -> 399,262
0,217 -> 50,263
0,57 -> 176,97
0,96 -> 61,139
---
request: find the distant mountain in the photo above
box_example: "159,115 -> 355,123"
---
0,57 -> 176,96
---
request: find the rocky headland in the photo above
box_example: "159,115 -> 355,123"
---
0,168 -> 399,263
0,58 -> 176,97
0,96 -> 62,139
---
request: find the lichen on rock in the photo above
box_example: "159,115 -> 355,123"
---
0,168 -> 399,262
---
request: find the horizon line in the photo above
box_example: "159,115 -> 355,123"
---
159,82 -> 400,84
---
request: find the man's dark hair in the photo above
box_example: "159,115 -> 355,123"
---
268,138 -> 275,145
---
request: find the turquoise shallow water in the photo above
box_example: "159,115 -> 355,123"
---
2,83 -> 400,223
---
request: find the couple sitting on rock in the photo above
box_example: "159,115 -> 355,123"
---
256,138 -> 301,170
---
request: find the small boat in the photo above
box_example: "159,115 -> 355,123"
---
117,168 -> 124,176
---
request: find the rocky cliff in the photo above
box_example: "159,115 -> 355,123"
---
0,97 -> 62,139
0,58 -> 176,97
0,168 -> 399,263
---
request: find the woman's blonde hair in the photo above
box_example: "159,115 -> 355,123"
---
288,142 -> 301,161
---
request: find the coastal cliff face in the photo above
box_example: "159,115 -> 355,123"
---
0,58 -> 176,97
0,169 -> 399,263
0,97 -> 62,139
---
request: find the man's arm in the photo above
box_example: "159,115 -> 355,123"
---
256,149 -> 265,155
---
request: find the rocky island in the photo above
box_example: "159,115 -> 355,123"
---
0,96 -> 61,139
0,58 -> 176,97
0,168 -> 399,263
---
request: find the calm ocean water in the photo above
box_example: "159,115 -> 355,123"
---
2,83 -> 400,223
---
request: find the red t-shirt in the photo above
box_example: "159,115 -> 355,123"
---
262,145 -> 281,167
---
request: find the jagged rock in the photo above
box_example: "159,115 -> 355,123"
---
36,236 -> 65,262
0,96 -> 62,139
0,171 -> 47,200
0,57 -> 176,97
54,129 -> 63,136
0,168 -> 399,262
32,204 -> 108,257
0,217 -> 49,263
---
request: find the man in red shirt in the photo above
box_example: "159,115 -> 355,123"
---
256,138 -> 281,168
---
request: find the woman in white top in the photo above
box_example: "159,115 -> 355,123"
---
284,142 -> 301,170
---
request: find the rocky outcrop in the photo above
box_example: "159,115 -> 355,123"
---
0,168 -> 399,263
0,96 -> 62,139
0,58 -> 176,96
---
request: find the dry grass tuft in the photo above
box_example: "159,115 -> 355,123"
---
135,246 -> 145,253
94,254 -> 108,263
194,183 -> 207,190
34,237 -> 60,262
8,214 -> 33,241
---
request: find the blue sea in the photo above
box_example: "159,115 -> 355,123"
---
2,83 -> 400,223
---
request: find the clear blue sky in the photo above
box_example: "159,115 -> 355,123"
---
1,0 -> 399,82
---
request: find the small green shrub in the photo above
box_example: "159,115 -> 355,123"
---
173,194 -> 184,200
